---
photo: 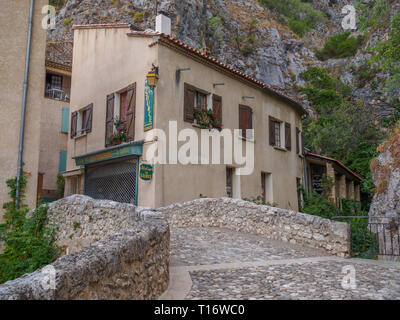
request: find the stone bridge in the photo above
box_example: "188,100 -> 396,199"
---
1,196 -> 399,300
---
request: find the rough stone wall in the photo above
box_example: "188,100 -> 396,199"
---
46,195 -> 151,255
157,198 -> 350,257
0,196 -> 169,300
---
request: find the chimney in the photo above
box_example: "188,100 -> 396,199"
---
156,12 -> 171,35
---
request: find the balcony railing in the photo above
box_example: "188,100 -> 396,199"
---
45,87 -> 70,102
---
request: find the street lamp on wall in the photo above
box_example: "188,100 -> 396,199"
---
147,65 -> 159,88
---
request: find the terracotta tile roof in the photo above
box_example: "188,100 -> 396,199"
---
45,42 -> 73,70
72,24 -> 307,115
151,32 -> 306,115
306,152 -> 362,181
73,23 -> 131,30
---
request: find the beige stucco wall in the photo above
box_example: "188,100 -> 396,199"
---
152,44 -> 304,210
0,0 -> 47,219
66,28 -> 304,211
66,27 -> 158,208
39,96 -> 69,193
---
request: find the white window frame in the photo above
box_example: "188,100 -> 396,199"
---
273,120 -> 285,148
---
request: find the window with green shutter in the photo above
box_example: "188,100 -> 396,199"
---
59,150 -> 67,174
61,107 -> 70,133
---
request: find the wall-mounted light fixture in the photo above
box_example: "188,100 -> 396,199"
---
242,96 -> 255,99
213,83 -> 225,88
147,64 -> 159,88
176,67 -> 191,83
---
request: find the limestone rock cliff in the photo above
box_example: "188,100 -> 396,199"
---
369,127 -> 400,220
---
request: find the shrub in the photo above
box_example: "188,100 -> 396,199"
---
56,175 -> 65,198
133,12 -> 144,23
259,0 -> 326,37
63,18 -> 71,26
316,32 -> 363,60
0,171 -> 60,284
301,191 -> 339,220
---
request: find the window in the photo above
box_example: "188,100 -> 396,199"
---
239,105 -> 253,139
45,72 -> 70,101
269,117 -> 291,150
105,84 -> 136,147
120,91 -> 128,122
274,121 -> 281,147
184,83 -> 215,124
195,91 -> 207,109
71,104 -> 93,138
226,167 -> 233,198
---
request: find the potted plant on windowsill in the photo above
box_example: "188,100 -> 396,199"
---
108,130 -> 127,146
108,118 -> 128,146
193,107 -> 223,131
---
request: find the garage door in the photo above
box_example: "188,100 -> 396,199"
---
84,158 -> 138,204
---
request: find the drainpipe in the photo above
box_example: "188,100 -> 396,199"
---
16,0 -> 35,208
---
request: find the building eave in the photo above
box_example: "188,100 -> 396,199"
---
306,152 -> 362,182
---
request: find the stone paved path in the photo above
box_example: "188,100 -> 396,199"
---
160,227 -> 400,300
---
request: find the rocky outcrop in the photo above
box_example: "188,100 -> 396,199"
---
46,0 -> 330,100
370,127 -> 400,220
369,127 -> 400,259
47,0 -> 399,117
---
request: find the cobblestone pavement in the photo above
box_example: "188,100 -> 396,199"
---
160,227 -> 400,300
170,227 -> 327,266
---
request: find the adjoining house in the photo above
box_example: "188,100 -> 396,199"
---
39,42 -> 72,202
305,152 -> 362,207
63,14 -> 308,211
0,0 -> 72,218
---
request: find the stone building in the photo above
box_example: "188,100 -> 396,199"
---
305,152 -> 362,207
63,15 -> 307,211
0,1 -> 70,220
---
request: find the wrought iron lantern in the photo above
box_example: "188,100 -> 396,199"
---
147,65 -> 159,88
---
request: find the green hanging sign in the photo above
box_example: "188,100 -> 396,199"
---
140,164 -> 153,181
144,80 -> 154,131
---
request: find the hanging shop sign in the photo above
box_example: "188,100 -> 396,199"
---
140,164 -> 153,181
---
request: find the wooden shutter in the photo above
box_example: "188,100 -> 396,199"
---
184,83 -> 195,123
301,130 -> 304,155
71,112 -> 77,138
269,116 -> 275,146
239,105 -> 252,138
285,122 -> 291,151
296,127 -> 300,154
61,107 -> 70,134
84,104 -> 93,133
212,94 -> 222,125
239,105 -> 248,138
105,94 -> 115,147
125,84 -> 136,142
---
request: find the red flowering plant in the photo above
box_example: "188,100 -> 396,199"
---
194,106 -> 223,131
108,118 -> 127,145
